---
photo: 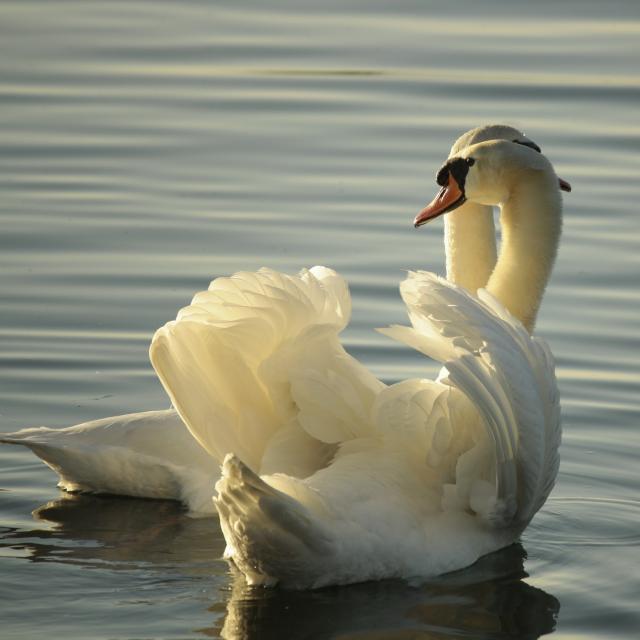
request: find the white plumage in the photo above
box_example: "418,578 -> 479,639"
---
2,125 -> 566,588
1,409 -> 219,513
150,266 -> 559,587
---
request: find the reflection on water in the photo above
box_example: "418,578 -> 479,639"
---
214,545 -> 558,640
2,494 -> 224,569
0,493 -> 558,640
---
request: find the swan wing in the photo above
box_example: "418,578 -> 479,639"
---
477,288 -> 561,523
380,271 -> 560,528
149,267 -> 384,477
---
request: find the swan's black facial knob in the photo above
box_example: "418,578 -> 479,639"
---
416,157 -> 471,227
436,157 -> 473,191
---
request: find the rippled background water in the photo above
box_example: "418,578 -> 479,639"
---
1,1 -> 639,638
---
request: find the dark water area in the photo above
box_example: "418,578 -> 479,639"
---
1,1 -> 639,638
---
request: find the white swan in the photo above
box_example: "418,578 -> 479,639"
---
0,125 -> 543,508
2,125 -> 569,588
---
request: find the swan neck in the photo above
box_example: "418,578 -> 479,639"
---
486,173 -> 562,333
444,203 -> 497,293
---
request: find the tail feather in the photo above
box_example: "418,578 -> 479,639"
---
215,454 -> 332,587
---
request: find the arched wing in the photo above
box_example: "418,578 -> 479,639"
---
379,271 -> 561,528
150,267 -> 383,476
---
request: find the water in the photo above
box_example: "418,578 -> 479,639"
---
1,1 -> 639,638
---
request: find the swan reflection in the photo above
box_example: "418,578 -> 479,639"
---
216,542 -> 558,639
1,494 -> 558,639
1,493 -> 224,569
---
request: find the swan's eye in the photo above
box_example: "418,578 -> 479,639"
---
465,157 -> 475,167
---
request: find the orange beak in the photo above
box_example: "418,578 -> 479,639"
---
414,173 -> 466,227
414,175 -> 572,228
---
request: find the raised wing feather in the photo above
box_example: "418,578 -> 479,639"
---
380,271 -> 561,528
150,267 -> 383,477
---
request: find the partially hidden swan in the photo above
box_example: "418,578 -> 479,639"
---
2,125 -> 570,588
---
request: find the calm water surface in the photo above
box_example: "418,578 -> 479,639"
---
1,2 -> 639,638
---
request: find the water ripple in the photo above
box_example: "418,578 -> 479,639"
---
528,497 -> 640,548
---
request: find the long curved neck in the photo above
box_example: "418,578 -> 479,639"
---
486,172 -> 562,333
445,203 -> 497,293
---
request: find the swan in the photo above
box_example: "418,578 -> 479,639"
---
1,125 -> 569,588
1,125 -> 522,508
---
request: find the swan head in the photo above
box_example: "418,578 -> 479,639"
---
414,138 -> 571,227
450,123 -> 542,156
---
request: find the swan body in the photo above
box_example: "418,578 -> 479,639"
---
2,126 -> 566,588
204,267 -> 559,587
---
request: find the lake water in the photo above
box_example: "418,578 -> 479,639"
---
1,1 -> 639,638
